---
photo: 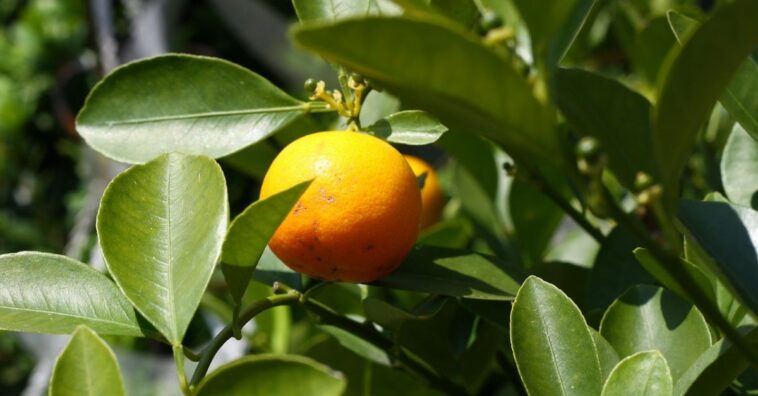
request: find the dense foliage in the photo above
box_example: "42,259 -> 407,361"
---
0,0 -> 757,395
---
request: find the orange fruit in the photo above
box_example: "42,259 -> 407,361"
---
260,131 -> 422,283
404,155 -> 444,229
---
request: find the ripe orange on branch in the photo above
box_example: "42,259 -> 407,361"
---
260,131 -> 422,283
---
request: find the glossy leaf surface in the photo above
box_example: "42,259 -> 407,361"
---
293,17 -> 560,167
0,252 -> 147,337
49,326 -> 125,396
511,276 -> 602,396
77,54 -> 307,163
365,110 -> 447,145
97,153 -> 228,344
195,354 -> 346,396
600,285 -> 711,380
601,351 -> 673,396
721,124 -> 758,209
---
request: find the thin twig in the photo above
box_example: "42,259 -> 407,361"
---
188,289 -> 301,387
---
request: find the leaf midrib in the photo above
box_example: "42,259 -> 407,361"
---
535,302 -> 569,396
165,159 -> 178,343
0,305 -> 138,331
84,105 -> 306,127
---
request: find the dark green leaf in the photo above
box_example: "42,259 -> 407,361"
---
600,285 -> 712,381
510,176 -> 563,267
601,351 -> 673,396
678,200 -> 758,317
393,0 -> 480,29
633,248 -> 714,305
318,325 -> 391,365
721,124 -> 758,209
513,0 -> 596,70
363,296 -> 446,332
97,153 -> 228,345
195,354 -> 346,396
554,68 -> 658,188
634,16 -> 679,84
587,227 -> 653,313
293,17 -> 560,168
511,276 -> 602,396
0,252 -> 147,337
668,11 -> 758,141
653,0 -> 758,195
77,54 -> 308,163
375,245 -> 525,300
674,326 -> 758,396
365,110 -> 448,145
49,326 -> 125,396
221,180 -> 311,303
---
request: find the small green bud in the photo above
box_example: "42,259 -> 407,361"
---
634,172 -> 654,192
350,73 -> 365,85
576,136 -> 601,161
304,78 -> 318,92
480,11 -> 503,31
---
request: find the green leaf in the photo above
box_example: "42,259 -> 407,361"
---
721,124 -> 758,209
634,15 -> 679,84
293,17 -> 560,167
678,200 -> 758,317
293,0 -> 372,22
674,326 -> 758,396
0,252 -> 147,337
509,176 -> 563,267
221,181 -> 311,303
375,245 -> 525,300
363,296 -> 446,332
318,324 -> 391,365
554,68 -> 658,188
653,0 -> 758,194
76,54 -> 308,164
599,285 -> 712,381
293,0 -> 401,23
601,351 -> 673,396
510,276 -> 603,396
393,0 -> 481,29
49,326 -> 125,396
587,227 -> 653,313
633,248 -> 714,305
195,354 -> 346,396
513,0 -> 596,70
668,11 -> 758,141
365,110 -> 448,145
97,153 -> 228,345
591,328 -> 620,382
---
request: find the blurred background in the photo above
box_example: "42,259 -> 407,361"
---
0,0 -> 727,394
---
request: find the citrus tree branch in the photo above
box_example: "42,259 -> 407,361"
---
188,288 -> 301,387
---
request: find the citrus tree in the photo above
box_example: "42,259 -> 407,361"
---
1,0 -> 757,395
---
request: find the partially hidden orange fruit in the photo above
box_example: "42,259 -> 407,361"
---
260,131 -> 422,283
404,155 -> 445,230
